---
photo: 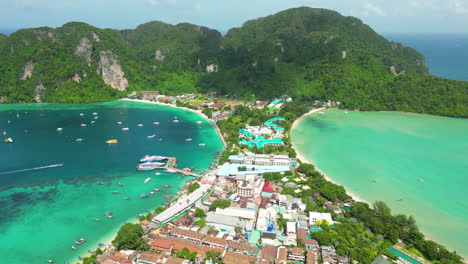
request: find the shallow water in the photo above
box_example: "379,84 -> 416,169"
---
291,110 -> 468,257
0,100 -> 224,263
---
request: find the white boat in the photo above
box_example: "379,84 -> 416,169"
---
149,191 -> 155,195
147,135 -> 156,139
144,177 -> 151,184
157,139 -> 163,141
80,113 -> 84,116
81,124 -> 87,127
173,120 -> 179,123
91,121 -> 95,124
153,122 -> 160,125
140,155 -> 168,162
199,143 -> 206,146
137,124 -> 144,127
155,172 -> 161,175
196,121 -> 202,124
122,127 -> 129,131
93,112 -> 98,115
94,117 -> 98,120
4,137 -> 13,143
117,121 -> 122,125
137,162 -> 165,170
57,128 -> 63,132
185,138 -> 192,142
319,112 -> 325,115
75,138 -> 84,143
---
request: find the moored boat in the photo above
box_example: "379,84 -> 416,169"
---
117,121 -> 122,125
57,128 -> 63,132
139,193 -> 149,199
163,184 -> 172,188
173,119 -> 179,123
185,138 -> 192,142
4,137 -> 13,143
137,124 -> 144,127
199,143 -> 206,146
147,135 -> 156,139
71,246 -> 77,250
140,155 -> 168,162
153,188 -> 160,191
196,121 -> 202,124
122,127 -> 129,131
96,182 -> 104,185
111,191 -> 120,194
144,177 -> 151,184
137,162 -> 165,170
106,139 -> 118,144
124,197 -> 131,200
118,182 -> 125,186
153,122 -> 160,125
81,124 -> 87,127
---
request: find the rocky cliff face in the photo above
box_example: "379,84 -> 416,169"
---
20,60 -> 35,80
34,83 -> 46,102
206,64 -> 218,72
75,37 -> 93,65
97,51 -> 128,91
155,49 -> 165,61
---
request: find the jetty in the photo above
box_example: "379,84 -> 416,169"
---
152,157 -> 203,177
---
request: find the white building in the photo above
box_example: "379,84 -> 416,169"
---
228,153 -> 292,166
206,212 -> 254,231
244,125 -> 274,136
236,178 -> 265,198
286,222 -> 297,235
256,208 -> 277,231
309,212 -> 334,225
215,207 -> 257,220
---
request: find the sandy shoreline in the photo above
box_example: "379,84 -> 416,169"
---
119,99 -> 227,148
290,107 -> 369,204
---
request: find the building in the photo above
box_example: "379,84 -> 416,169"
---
228,153 -> 292,166
151,238 -> 173,252
137,252 -> 163,264
223,251 -> 256,264
276,247 -> 288,264
215,207 -> 257,220
206,212 -> 254,231
309,212 -> 334,225
202,235 -> 227,249
217,163 -> 290,177
226,240 -> 258,255
256,208 -> 277,231
289,247 -> 305,262
170,227 -> 205,243
236,178 -> 265,197
262,245 -> 278,262
306,249 -> 317,264
286,222 -> 297,235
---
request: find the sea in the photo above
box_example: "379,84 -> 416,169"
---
0,100 -> 224,263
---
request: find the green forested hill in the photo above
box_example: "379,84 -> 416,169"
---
0,7 -> 466,117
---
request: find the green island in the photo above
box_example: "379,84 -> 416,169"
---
0,6 -> 466,264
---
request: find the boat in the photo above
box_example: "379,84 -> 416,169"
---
88,250 -> 95,254
46,259 -> 54,263
96,182 -> 104,185
163,185 -> 172,188
140,155 -> 168,162
153,188 -> 160,191
137,162 -> 165,171
144,177 -> 151,184
147,135 -> 156,139
196,121 -> 202,124
74,241 -> 82,245
373,179 -> 378,183
153,122 -> 160,125
79,238 -> 86,243
111,191 -> 120,194
149,191 -> 155,195
71,246 -> 77,250
81,124 -> 87,127
118,182 -> 125,186
75,138 -> 84,143
164,195 -> 172,199
117,121 -> 123,125
2,131 -> 6,136
124,197 -> 131,200
4,138 -> 13,143
199,143 -> 206,146
416,179 -> 425,183
173,120 -> 179,123
94,218 -> 101,222
122,127 -> 129,131
80,113 -> 84,116
106,139 -> 118,144
105,212 -> 114,218
94,116 -> 98,119
137,124 -> 144,127
57,128 -> 63,132
139,193 -> 149,199
157,139 -> 163,141
155,172 -> 161,175
91,121 -> 96,124
93,112 -> 98,115
185,138 -> 192,142
396,198 -> 404,202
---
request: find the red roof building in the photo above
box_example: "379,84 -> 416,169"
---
262,181 -> 275,193
262,245 -> 278,261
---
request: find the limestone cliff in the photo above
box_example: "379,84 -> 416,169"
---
34,83 -> 46,102
97,51 -> 128,91
75,37 -> 93,65
206,64 -> 218,72
20,60 -> 35,80
155,49 -> 165,61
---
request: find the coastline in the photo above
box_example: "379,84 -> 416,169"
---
290,107 -> 369,204
118,98 -> 227,148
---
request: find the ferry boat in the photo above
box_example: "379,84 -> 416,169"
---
140,155 -> 168,162
139,193 -> 149,199
57,128 -> 63,132
106,139 -> 118,144
185,138 -> 192,142
144,177 -> 152,184
147,135 -> 156,139
4,137 -> 13,143
137,162 -> 165,170
122,127 -> 129,131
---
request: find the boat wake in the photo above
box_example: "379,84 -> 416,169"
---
0,163 -> 64,175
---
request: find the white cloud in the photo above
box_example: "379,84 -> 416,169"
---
451,0 -> 468,13
362,2 -> 386,17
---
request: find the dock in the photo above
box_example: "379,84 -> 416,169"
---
153,157 -> 203,177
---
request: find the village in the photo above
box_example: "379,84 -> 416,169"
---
90,92 -> 426,264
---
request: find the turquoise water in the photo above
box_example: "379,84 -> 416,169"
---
385,33 -> 468,81
291,110 -> 468,257
0,100 -> 223,263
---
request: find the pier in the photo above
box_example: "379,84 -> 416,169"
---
153,157 -> 203,177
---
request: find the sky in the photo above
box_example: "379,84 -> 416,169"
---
1,0 -> 468,34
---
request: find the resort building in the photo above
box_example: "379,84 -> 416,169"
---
239,136 -> 284,148
228,153 -> 293,167
236,178 -> 265,197
216,163 -> 290,177
309,212 -> 334,225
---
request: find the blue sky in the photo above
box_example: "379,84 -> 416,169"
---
1,0 -> 468,33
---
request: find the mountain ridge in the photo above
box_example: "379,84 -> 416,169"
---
0,7 -> 466,117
